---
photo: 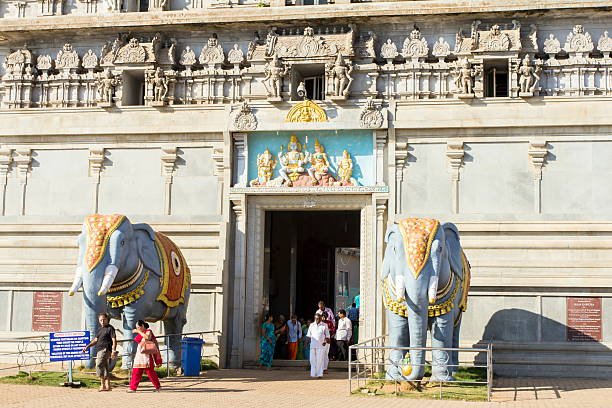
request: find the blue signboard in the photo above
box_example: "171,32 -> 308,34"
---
49,331 -> 90,362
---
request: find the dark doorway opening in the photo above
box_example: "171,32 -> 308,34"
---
264,211 -> 360,324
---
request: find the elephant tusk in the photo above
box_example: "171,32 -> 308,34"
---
428,275 -> 439,304
98,265 -> 118,296
68,267 -> 83,296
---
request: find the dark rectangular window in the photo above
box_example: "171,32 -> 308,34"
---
304,76 -> 325,101
121,71 -> 145,106
484,59 -> 509,97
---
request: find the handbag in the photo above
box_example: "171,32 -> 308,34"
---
141,339 -> 158,355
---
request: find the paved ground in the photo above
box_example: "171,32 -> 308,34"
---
2,369 -> 612,408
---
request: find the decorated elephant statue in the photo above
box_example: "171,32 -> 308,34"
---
382,217 -> 470,381
68,214 -> 191,368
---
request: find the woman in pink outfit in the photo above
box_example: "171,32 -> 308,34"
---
127,320 -> 161,392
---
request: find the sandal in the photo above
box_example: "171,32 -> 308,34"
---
126,389 -> 136,393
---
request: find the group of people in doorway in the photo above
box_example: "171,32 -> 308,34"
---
258,299 -> 361,379
82,312 -> 163,392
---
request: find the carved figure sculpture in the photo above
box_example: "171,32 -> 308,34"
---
4,46 -> 32,77
250,148 -> 277,186
454,59 -> 477,96
327,53 -> 353,98
68,214 -> 191,368
382,218 -> 470,381
149,67 -> 169,103
263,54 -> 289,99
277,135 -> 309,186
95,69 -> 118,105
517,55 -> 542,94
307,139 -> 331,185
337,150 -> 353,185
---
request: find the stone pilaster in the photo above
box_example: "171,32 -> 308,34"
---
394,141 -> 408,213
14,149 -> 31,216
161,146 -> 178,216
233,133 -> 247,187
375,130 -> 387,186
88,147 -> 105,213
375,196 -> 387,337
446,141 -> 465,214
0,149 -> 13,216
229,195 -> 247,368
528,141 -> 548,213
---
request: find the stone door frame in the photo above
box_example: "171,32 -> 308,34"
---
228,192 -> 387,367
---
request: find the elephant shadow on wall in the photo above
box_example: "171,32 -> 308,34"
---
473,308 -> 612,380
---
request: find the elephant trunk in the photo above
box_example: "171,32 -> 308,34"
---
68,266 -> 83,296
406,295 -> 429,380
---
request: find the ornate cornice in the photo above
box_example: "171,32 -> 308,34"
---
230,185 -> 389,195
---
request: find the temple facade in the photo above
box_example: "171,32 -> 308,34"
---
0,0 -> 611,377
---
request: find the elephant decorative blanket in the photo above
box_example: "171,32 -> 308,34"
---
154,232 -> 190,308
397,217 -> 440,279
85,214 -> 126,271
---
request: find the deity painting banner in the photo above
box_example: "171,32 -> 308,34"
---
247,130 -> 375,187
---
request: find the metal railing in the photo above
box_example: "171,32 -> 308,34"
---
0,330 -> 220,379
348,335 -> 493,401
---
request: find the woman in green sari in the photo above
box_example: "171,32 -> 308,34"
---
258,313 -> 276,369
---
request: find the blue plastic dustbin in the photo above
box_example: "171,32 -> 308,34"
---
181,337 -> 204,376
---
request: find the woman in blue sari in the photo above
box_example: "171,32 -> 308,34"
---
258,313 -> 276,369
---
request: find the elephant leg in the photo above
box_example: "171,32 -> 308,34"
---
385,309 -> 410,380
450,312 -> 462,375
430,314 -> 454,382
121,308 -> 141,369
163,308 -> 187,368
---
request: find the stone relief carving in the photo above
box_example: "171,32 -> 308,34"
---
147,67 -> 169,106
82,50 -> 99,70
3,47 -> 33,77
401,26 -> 429,61
516,55 -> 542,96
115,38 -> 147,64
564,25 -> 594,53
359,97 -> 384,129
263,54 -> 289,100
199,35 -> 225,67
36,55 -> 53,75
380,39 -> 399,63
55,43 -> 80,71
453,59 -> 480,98
543,34 -> 561,55
179,46 -> 197,70
233,101 -> 257,131
326,53 -> 353,99
95,69 -> 118,107
228,44 -> 245,65
256,26 -> 353,60
432,37 -> 451,60
598,31 -> 612,57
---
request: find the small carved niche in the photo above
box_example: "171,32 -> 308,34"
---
122,70 -> 146,106
483,59 -> 509,97
291,64 -> 325,101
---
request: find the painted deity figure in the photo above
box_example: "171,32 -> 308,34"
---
328,54 -> 353,97
278,135 -> 309,187
95,69 -> 118,104
149,67 -> 169,102
263,54 -> 289,98
454,59 -> 477,95
337,150 -> 353,184
307,139 -> 331,185
250,148 -> 277,186
517,55 -> 541,93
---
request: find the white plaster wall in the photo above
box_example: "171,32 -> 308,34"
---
26,149 -> 90,216
172,147 -> 219,216
98,148 -> 165,216
460,142 -> 533,216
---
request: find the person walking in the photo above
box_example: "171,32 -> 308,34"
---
306,313 -> 329,378
315,301 -> 335,329
258,313 -> 276,369
321,311 -> 335,372
301,318 -> 312,360
127,320 -> 161,392
335,309 -> 352,361
286,314 -> 302,360
81,313 -> 117,392
347,302 -> 360,360
274,314 -> 288,359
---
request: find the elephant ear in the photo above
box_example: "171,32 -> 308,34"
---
385,223 -> 399,245
133,224 -> 162,278
442,222 -> 463,278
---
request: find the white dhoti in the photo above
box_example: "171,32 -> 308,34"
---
323,342 -> 330,370
310,347 -> 325,377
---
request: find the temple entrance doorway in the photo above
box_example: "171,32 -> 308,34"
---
264,211 -> 360,336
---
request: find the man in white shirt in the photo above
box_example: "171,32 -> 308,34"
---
335,309 -> 352,361
306,313 -> 330,378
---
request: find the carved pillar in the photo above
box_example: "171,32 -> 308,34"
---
446,141 -> 465,214
14,149 -> 31,216
161,146 -> 178,216
394,141 -> 408,214
229,195 -> 247,368
0,150 -> 13,216
233,133 -> 247,187
528,141 -> 548,213
88,147 -> 105,213
375,197 -> 387,337
212,147 -> 224,214
375,130 -> 387,186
